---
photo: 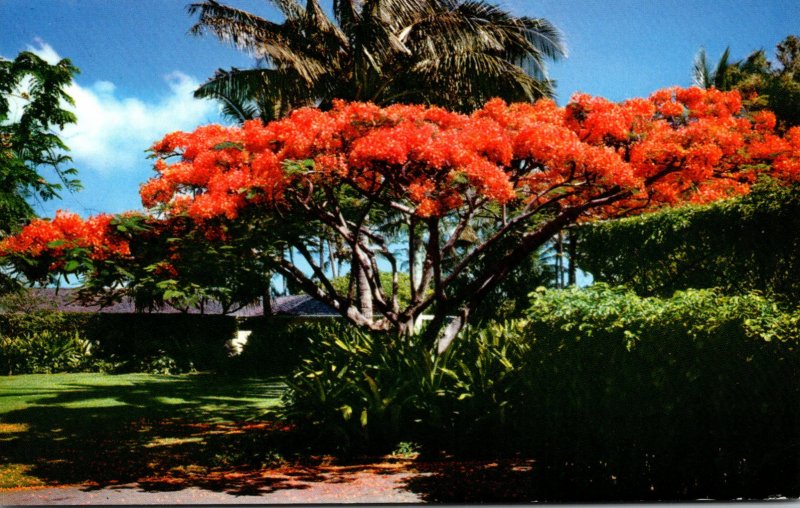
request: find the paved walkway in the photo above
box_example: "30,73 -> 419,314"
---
0,464 -> 424,505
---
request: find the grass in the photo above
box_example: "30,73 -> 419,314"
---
0,372 -> 287,489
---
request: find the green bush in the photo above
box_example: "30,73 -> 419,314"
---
281,319 -> 535,454
82,313 -> 235,373
0,311 -> 321,376
0,312 -> 237,374
0,330 -> 93,375
283,285 -> 800,499
520,285 -> 799,499
281,322 -> 435,452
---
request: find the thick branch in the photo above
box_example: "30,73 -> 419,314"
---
421,186 -> 631,348
293,241 -> 339,301
429,217 -> 444,303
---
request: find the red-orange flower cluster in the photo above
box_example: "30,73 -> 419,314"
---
0,211 -> 131,262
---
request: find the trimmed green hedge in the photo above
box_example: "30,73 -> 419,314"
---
519,285 -> 799,499
576,180 -> 800,301
84,313 -> 237,373
0,312 -> 235,374
0,311 -> 325,375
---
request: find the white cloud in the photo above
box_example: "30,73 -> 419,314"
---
26,37 -> 61,64
26,39 -> 220,175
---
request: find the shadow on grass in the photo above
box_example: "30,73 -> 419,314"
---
0,374 -> 346,496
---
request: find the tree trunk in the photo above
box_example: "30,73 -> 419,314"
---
318,234 -> 325,275
329,239 -> 338,279
355,252 -> 373,321
262,289 -> 272,316
567,232 -> 577,286
555,232 -> 564,288
408,217 -> 417,303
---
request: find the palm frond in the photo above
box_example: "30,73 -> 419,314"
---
304,0 -> 348,46
194,68 -> 262,122
366,0 -> 434,32
188,0 -> 328,84
394,0 -> 562,96
692,47 -> 712,88
266,0 -> 305,20
333,0 -> 361,34
196,66 -> 318,121
404,51 -> 553,110
520,17 -> 566,61
191,0 -> 564,116
713,47 -> 732,90
693,46 -> 734,90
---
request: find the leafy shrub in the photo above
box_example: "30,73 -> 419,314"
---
82,314 -> 234,373
0,311 -> 236,374
0,309 -> 90,339
281,322 -> 438,452
0,330 -> 93,375
519,285 -> 799,499
281,319 -> 533,454
284,285 -> 800,499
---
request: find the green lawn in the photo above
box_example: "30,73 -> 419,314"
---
0,373 -> 287,489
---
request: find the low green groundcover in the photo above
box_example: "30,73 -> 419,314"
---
0,372 -> 286,488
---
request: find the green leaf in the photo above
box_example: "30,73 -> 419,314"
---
212,141 -> 244,151
63,260 -> 81,272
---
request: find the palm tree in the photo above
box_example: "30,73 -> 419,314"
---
188,0 -> 566,121
692,46 -> 734,90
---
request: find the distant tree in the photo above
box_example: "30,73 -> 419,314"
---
692,35 -> 800,128
0,51 -> 81,234
693,47 -> 733,90
189,0 -> 566,120
0,51 -> 81,292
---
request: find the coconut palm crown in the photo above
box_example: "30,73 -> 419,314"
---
188,0 -> 566,121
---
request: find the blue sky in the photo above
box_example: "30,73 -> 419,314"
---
1,0 -> 798,218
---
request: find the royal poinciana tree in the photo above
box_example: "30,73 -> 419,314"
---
2,87 -> 799,345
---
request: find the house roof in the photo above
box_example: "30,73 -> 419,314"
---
19,288 -> 338,317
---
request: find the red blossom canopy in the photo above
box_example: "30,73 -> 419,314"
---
2,87 -> 799,338
135,87 -> 799,223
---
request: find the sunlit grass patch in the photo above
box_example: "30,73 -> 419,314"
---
144,436 -> 205,448
0,423 -> 29,433
0,372 -> 287,488
0,463 -> 47,489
